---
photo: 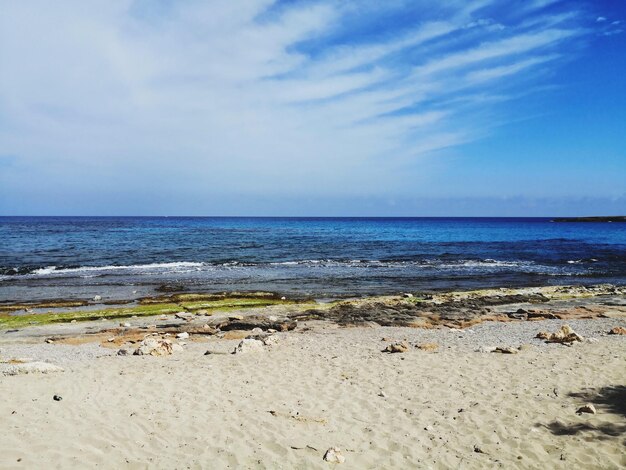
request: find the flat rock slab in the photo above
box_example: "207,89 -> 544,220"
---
3,361 -> 64,376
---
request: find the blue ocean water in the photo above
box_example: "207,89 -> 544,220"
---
1,216 -> 625,302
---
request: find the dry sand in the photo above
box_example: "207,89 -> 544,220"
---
1,319 -> 625,469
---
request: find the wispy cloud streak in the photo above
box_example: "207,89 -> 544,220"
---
0,0 -> 589,202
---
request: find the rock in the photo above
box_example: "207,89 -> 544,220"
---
196,309 -> 209,316
402,293 -> 414,298
229,315 -> 244,321
176,332 -> 190,339
120,322 -> 131,328
250,327 -> 264,335
281,296 -> 287,300
492,347 -> 518,354
608,326 -> 626,335
473,445 -> 486,454
53,395 -> 62,401
93,295 -> 102,301
262,335 -> 279,346
416,343 -> 438,351
475,346 -> 497,353
323,447 -> 345,463
536,324 -> 583,344
268,316 -> 278,322
175,312 -> 193,321
133,337 -> 176,356
204,350 -> 229,355
378,391 -> 387,398
233,338 -> 265,354
576,404 -> 596,414
171,343 -> 184,353
45,338 -> 54,344
600,310 -> 626,319
3,362 -> 64,376
382,341 -> 409,353
117,349 -> 129,356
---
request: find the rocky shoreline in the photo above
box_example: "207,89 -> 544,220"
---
1,284 -> 625,468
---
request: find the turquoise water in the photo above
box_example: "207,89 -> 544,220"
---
1,217 -> 625,301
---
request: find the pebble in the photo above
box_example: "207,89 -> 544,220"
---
576,404 -> 596,414
383,341 -> 409,353
323,447 -> 345,463
3,362 -> 64,376
233,339 -> 265,354
53,395 -> 62,401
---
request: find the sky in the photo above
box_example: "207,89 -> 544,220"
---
0,0 -> 625,216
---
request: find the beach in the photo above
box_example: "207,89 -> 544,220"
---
1,287 -> 625,469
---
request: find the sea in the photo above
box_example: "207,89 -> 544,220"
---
1,216 -> 625,302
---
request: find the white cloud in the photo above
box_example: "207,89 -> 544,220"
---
0,0 -> 586,207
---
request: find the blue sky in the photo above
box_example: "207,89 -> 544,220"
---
0,0 -> 624,216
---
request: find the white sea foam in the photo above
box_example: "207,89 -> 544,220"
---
31,262 -> 205,276
4,258 -> 579,280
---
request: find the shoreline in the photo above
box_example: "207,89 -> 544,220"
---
1,284 -> 625,468
2,283 -> 625,331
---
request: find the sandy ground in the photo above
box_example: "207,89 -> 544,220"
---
1,318 -> 625,469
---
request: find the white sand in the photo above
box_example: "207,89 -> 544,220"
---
1,319 -> 625,469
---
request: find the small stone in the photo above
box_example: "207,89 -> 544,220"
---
176,332 -> 190,339
70,320 -> 77,323
45,338 -> 54,344
117,349 -> 129,356
323,447 -> 345,463
229,315 -> 244,321
107,337 -> 115,342
3,362 -> 64,376
268,316 -> 278,322
171,343 -> 184,353
608,326 -> 626,335
175,312 -> 193,321
473,445 -> 485,454
416,343 -> 438,352
262,335 -> 279,346
475,346 -> 497,353
133,337 -> 174,356
120,322 -> 131,328
493,347 -> 518,354
233,338 -> 265,354
402,293 -> 414,298
53,395 -> 62,401
281,296 -> 287,300
378,391 -> 387,398
250,327 -> 264,336
93,295 -> 102,301
536,324 -> 583,344
576,404 -> 596,414
382,341 -> 409,353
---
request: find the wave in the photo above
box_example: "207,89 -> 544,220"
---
0,257 -> 585,280
1,261 -> 204,278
